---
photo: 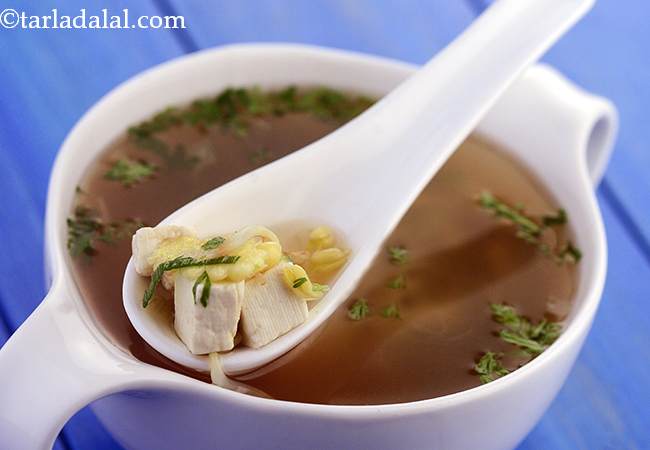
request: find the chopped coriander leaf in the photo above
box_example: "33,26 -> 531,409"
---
127,107 -> 183,139
490,303 -> 522,329
129,134 -> 168,157
295,87 -> 374,122
105,159 -> 156,187
387,246 -> 409,265
478,191 -> 541,238
192,271 -> 212,307
542,208 -> 567,227
387,274 -> 406,289
274,86 -> 297,113
98,219 -> 144,244
128,86 -> 375,144
292,277 -> 308,288
478,191 -> 581,265
530,320 -> 562,346
67,207 -> 102,256
381,303 -> 401,319
143,255 -> 240,307
67,207 -> 143,257
556,242 -> 582,264
201,236 -> 225,251
347,298 -> 370,321
246,87 -> 274,115
490,303 -> 562,355
130,135 -> 199,170
185,99 -> 221,126
499,330 -> 546,354
474,352 -> 510,384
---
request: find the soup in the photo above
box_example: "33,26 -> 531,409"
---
68,87 -> 578,404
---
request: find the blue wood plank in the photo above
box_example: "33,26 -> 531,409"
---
58,407 -> 124,450
164,0 -> 477,61
0,1 -> 186,449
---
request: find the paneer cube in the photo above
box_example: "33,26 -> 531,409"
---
174,273 -> 244,354
132,225 -> 196,276
240,263 -> 309,348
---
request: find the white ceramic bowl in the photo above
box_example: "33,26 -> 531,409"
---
0,44 -> 616,450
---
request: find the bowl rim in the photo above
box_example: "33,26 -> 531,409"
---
46,42 -> 607,416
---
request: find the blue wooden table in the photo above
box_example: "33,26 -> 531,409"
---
0,1 -> 648,448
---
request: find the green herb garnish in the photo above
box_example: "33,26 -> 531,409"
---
478,191 -> 581,265
542,208 -> 567,227
143,255 -> 240,307
201,236 -> 225,251
127,107 -> 183,139
490,303 -> 562,356
387,274 -> 406,289
294,87 -> 374,122
129,135 -> 199,170
490,303 -> 523,329
67,206 -> 143,257
499,330 -> 546,354
556,242 -> 582,264
105,159 -> 156,187
381,303 -> 401,319
478,191 -> 541,240
192,271 -> 212,307
97,219 -> 143,244
347,298 -> 370,321
128,86 -> 374,147
474,352 -> 510,384
292,277 -> 308,288
387,246 -> 409,265
67,207 -> 102,256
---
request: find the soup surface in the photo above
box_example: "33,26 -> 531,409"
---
69,87 -> 577,404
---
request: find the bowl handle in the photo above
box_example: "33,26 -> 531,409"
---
0,279 -> 147,449
476,64 -> 619,187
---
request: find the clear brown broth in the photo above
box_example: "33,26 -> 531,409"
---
71,106 -> 576,404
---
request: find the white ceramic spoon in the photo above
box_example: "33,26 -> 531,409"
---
124,0 -> 594,375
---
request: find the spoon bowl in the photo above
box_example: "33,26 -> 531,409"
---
123,0 -> 595,375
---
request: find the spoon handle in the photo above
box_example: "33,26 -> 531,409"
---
305,0 -> 594,243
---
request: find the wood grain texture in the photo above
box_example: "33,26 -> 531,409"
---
0,0 -> 647,449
